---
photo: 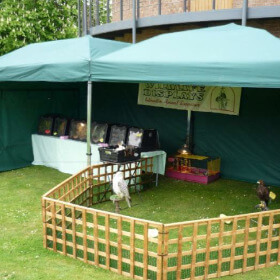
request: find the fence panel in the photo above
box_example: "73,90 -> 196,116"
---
89,158 -> 154,205
42,159 -> 280,280
42,198 -> 164,279
43,166 -> 91,202
163,210 -> 280,279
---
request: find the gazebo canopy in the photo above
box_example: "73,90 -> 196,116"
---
92,24 -> 280,88
0,35 -> 129,82
1,24 -> 280,88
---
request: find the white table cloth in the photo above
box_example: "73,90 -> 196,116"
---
32,134 -> 166,175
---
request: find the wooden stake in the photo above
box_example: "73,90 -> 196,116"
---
190,223 -> 198,279
143,223 -> 149,280
254,214 -> 263,269
243,216 -> 250,273
72,207 -> 77,258
130,220 -> 135,278
61,204 -> 67,255
230,217 -> 237,275
217,220 -> 224,278
117,216 -> 123,274
82,209 -> 88,263
204,221 -> 212,278
105,215 -> 110,269
51,201 -> 57,251
94,212 -> 99,266
266,213 -> 274,266
176,225 -> 183,279
41,198 -> 47,249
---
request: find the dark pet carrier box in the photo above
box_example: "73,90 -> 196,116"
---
108,125 -> 127,146
69,120 -> 87,141
141,129 -> 160,151
126,127 -> 144,148
99,146 -> 141,163
53,117 -> 69,137
126,128 -> 160,152
91,122 -> 111,144
38,116 -> 55,136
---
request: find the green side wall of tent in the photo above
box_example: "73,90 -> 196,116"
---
1,82 -> 280,186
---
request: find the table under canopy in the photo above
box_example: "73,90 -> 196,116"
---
32,134 -> 166,175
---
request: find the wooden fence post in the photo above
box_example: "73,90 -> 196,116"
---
161,225 -> 169,280
217,219 -> 224,277
61,204 -> 67,255
88,167 -> 93,207
242,216 -> 250,273
190,223 -> 198,279
157,224 -> 164,280
41,198 -> 47,249
254,214 -> 263,269
266,213 -> 274,266
72,206 -> 77,259
130,219 -> 136,278
51,201 -> 57,252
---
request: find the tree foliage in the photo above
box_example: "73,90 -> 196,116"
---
0,0 -> 78,56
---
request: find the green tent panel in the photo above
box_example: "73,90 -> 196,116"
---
93,24 -> 280,88
0,36 -> 129,82
0,82 -> 83,171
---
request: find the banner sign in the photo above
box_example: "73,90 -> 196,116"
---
138,83 -> 242,115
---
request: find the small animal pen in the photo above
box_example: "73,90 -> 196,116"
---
42,158 -> 280,280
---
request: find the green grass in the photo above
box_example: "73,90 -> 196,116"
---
1,166 -> 280,280
93,176 -> 280,223
0,166 -> 127,280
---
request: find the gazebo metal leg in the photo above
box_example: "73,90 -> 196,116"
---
86,81 -> 92,167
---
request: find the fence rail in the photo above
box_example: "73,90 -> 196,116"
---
42,159 -> 280,280
78,0 -> 280,36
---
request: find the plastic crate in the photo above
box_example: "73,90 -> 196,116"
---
99,146 -> 141,163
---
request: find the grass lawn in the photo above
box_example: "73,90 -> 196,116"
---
1,165 -> 280,280
93,176 -> 280,223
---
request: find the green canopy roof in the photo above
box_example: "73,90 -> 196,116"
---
1,24 -> 280,87
92,24 -> 280,88
0,35 -> 129,82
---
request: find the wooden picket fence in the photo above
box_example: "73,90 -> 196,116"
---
42,159 -> 280,280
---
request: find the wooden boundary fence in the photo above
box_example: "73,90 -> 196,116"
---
42,158 -> 280,280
